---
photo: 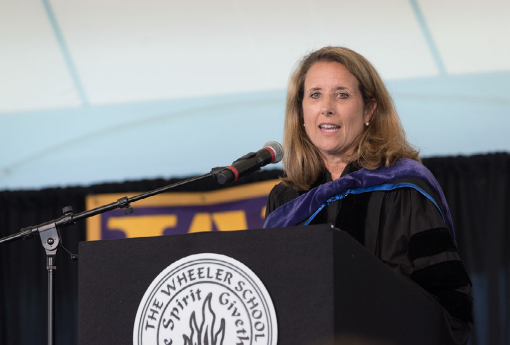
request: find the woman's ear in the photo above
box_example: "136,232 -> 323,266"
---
364,98 -> 377,123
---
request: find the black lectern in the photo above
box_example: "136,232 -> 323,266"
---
78,225 -> 445,345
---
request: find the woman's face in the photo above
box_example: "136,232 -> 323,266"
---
302,61 -> 374,160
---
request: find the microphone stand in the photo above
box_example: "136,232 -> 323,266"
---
0,171 -> 219,345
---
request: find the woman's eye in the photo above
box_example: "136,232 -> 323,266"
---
337,93 -> 348,99
311,93 -> 320,99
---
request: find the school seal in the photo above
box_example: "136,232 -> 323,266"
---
133,253 -> 278,345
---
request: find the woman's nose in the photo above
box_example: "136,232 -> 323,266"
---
321,94 -> 334,115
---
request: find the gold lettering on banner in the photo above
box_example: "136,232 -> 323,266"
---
107,215 -> 177,238
85,179 -> 280,241
212,211 -> 247,231
188,211 -> 248,233
188,213 -> 212,233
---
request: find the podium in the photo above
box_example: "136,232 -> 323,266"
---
78,225 -> 445,345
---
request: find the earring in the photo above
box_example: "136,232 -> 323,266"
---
303,123 -> 306,127
365,122 -> 370,127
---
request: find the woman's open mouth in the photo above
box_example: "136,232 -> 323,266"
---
319,124 -> 340,133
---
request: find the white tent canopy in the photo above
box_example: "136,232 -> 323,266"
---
1,0 -> 509,190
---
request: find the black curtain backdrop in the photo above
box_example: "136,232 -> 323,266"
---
0,153 -> 508,345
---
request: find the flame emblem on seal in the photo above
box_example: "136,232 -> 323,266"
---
183,293 -> 225,345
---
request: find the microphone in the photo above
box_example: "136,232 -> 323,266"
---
215,141 -> 284,184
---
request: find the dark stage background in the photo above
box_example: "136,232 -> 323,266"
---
0,153 -> 509,345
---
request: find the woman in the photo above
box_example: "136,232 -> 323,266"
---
264,47 -> 472,344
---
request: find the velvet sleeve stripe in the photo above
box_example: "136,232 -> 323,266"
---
430,289 -> 474,323
410,261 -> 472,290
408,227 -> 458,261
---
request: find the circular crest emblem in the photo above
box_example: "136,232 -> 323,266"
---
133,253 -> 278,345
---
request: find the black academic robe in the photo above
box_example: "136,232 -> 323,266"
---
266,165 -> 473,345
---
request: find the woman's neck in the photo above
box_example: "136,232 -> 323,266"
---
324,157 -> 348,180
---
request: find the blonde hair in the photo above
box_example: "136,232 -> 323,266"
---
282,46 -> 420,191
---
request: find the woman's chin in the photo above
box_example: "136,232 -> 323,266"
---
318,147 -> 345,158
